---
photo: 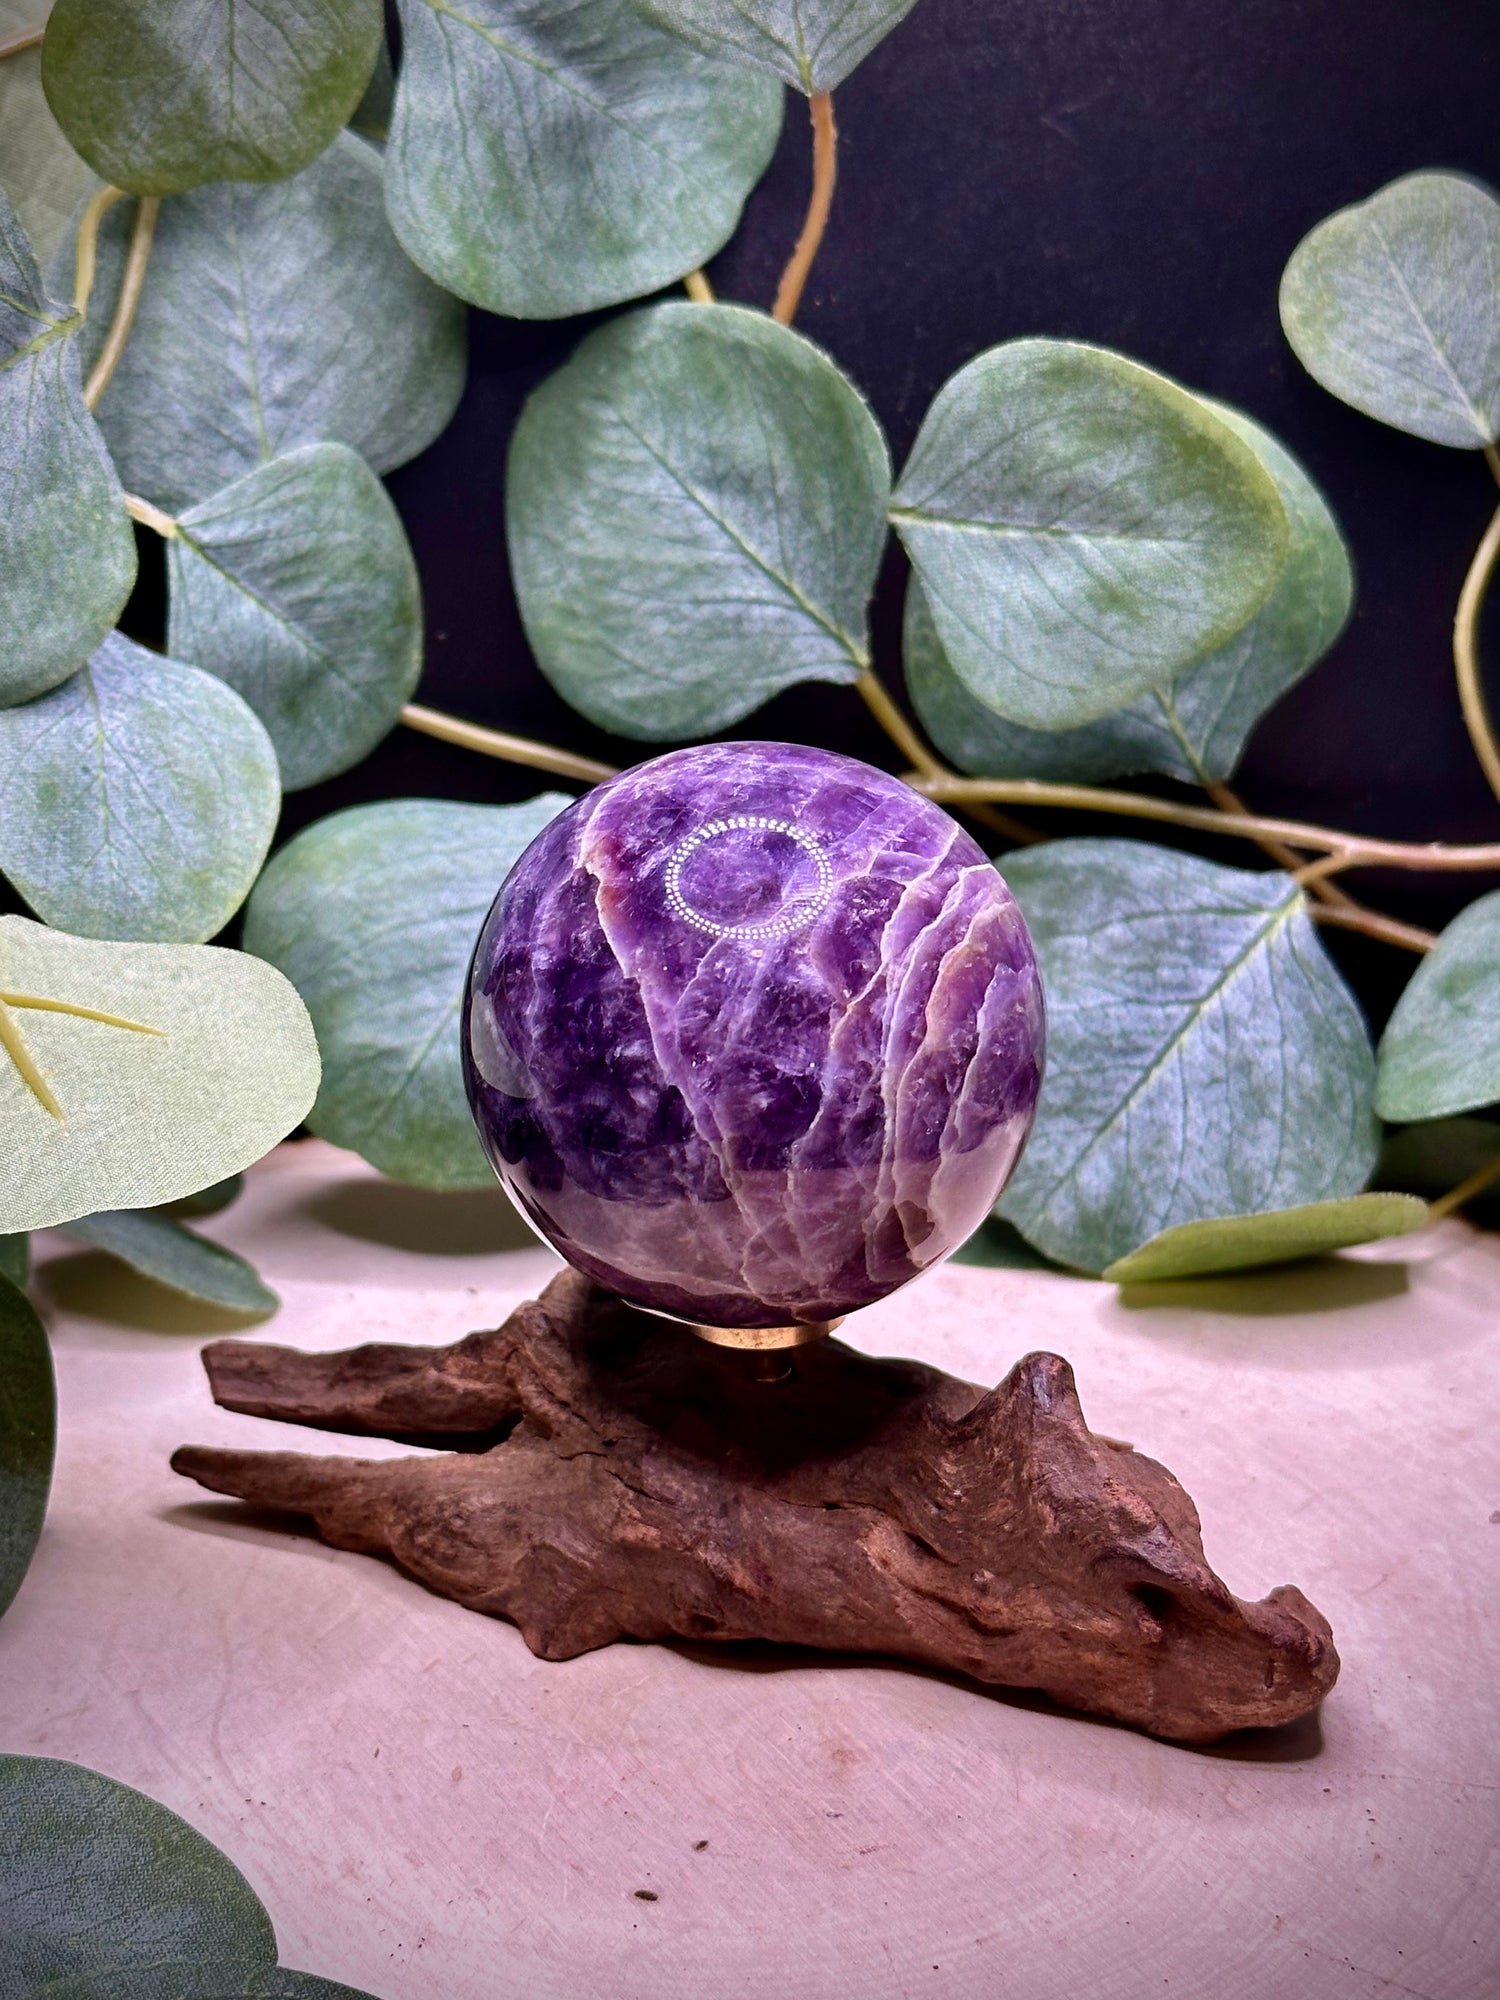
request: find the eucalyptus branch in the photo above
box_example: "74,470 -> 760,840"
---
855,670 -> 1043,846
1307,904 -> 1438,953
122,492 -> 178,538
399,702 -> 617,784
1453,491 -> 1500,809
772,91 -> 837,326
72,185 -> 126,315
83,196 -> 160,411
0,22 -> 44,57
683,269 -> 715,304
914,773 -> 1500,872
1427,1146 -> 1500,1221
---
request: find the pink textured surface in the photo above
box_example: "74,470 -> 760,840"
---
2,1140 -> 1497,2000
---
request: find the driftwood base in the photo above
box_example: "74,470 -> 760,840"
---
173,1269 -> 1338,1744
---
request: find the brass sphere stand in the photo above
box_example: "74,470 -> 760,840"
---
687,1316 -> 843,1383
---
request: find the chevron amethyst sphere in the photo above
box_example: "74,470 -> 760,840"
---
462,743 -> 1044,1329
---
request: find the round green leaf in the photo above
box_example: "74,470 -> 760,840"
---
163,1172 -> 245,1218
36,1967 -> 382,2000
244,795 -> 567,1188
906,400 -> 1352,785
0,1755 -> 277,1994
0,1273 -> 53,1620
0,632 -> 280,944
634,0 -> 918,92
1375,887 -> 1500,1121
0,915 -> 321,1235
61,1208 -> 278,1317
41,0 -> 384,197
386,0 -> 782,319
996,840 -> 1379,1274
0,3 -> 100,268
0,1234 -> 28,1287
167,443 -> 423,790
508,302 -> 889,738
0,189 -> 136,709
890,339 -> 1290,732
58,134 -> 466,514
1280,171 -> 1500,449
1102,1193 -> 1428,1284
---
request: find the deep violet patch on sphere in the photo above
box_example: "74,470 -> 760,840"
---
462,743 -> 1045,1328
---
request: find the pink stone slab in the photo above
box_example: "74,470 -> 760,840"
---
2,1139 -> 1497,2000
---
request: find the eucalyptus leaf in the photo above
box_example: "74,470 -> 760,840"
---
61,1209 -> 277,1317
633,0 -> 917,92
0,2 -> 99,267
949,1215 -> 1057,1272
890,339 -> 1289,731
997,840 -> 1379,1274
244,796 -> 567,1187
1376,1115 -> 1500,1223
0,1234 -> 27,1286
61,134 -> 466,513
905,400 -> 1352,784
1280,171 -> 1500,449
1375,887 -> 1500,1121
349,33 -> 396,141
0,188 -> 136,709
163,1172 -> 245,1218
508,303 -> 889,737
1102,1193 -> 1428,1284
41,0 -> 384,196
0,632 -> 280,943
0,915 -> 320,1235
167,444 -> 423,790
0,1755 -> 277,1995
386,0 -> 782,319
0,1274 -> 53,1620
34,1969 -> 382,2000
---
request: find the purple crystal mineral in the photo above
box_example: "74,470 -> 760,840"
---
463,743 -> 1045,1328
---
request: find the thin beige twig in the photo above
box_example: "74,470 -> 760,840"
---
83,195 -> 159,410
683,269 -> 715,304
1307,904 -> 1437,953
1427,1148 -> 1500,1220
773,91 -> 837,326
400,704 -> 617,785
0,22 -> 45,57
855,671 -> 1042,845
123,492 -> 178,538
1453,499 -> 1500,808
914,773 -> 1500,872
72,185 -> 126,314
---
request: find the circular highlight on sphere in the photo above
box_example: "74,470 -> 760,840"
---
463,742 -> 1045,1329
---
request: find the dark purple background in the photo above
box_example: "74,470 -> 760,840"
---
136,0 -> 1500,1024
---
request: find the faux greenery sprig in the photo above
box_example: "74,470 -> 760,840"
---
2,0 -> 1500,1617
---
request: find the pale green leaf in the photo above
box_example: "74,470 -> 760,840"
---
508,302 -> 889,737
0,1756 -> 277,1994
0,188 -> 136,708
1103,1193 -> 1428,1283
59,134 -> 466,514
0,916 -> 320,1235
1280,171 -> 1500,449
244,796 -> 567,1188
890,339 -> 1290,731
0,631 -> 280,943
40,0 -> 384,196
167,443 -> 423,790
633,0 -> 917,92
0,2 -> 99,268
348,33 -> 395,140
1376,1114 -> 1500,1217
905,400 -> 1352,784
0,1234 -> 27,1286
996,840 -> 1379,1274
386,0 -> 782,318
1375,887 -> 1500,1120
61,1209 -> 277,1317
0,1274 -> 53,1619
948,1215 -> 1056,1271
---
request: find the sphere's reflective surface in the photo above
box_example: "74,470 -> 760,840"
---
463,742 -> 1045,1328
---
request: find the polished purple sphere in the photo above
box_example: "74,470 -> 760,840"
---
463,742 -> 1045,1328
